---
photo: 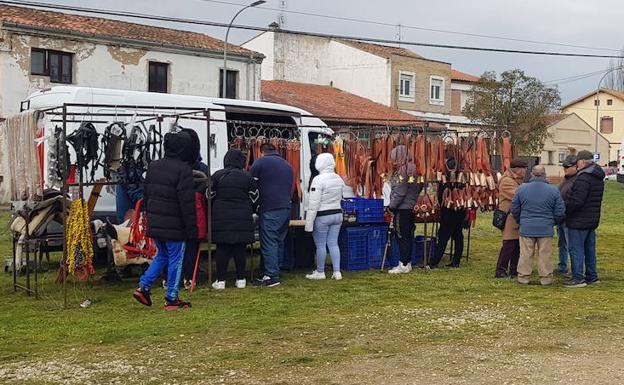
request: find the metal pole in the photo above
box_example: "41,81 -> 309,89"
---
205,109 -> 213,287
222,1 -> 265,99
62,104 -> 68,309
594,66 -> 624,157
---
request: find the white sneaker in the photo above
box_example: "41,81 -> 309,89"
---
388,262 -> 412,274
305,270 -> 326,280
211,280 -> 225,290
332,271 -> 343,280
235,279 -> 246,289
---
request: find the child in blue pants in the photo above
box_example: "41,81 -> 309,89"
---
133,131 -> 198,310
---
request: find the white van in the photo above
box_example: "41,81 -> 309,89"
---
23,86 -> 334,219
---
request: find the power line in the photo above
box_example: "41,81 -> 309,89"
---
197,0 -> 623,53
2,0 -> 624,59
546,66 -> 624,85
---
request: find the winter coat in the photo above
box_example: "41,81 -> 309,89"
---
389,145 -> 422,210
305,153 -> 347,232
511,178 -> 566,238
144,131 -> 198,241
211,149 -> 259,244
250,151 -> 293,213
498,169 -> 524,240
559,173 -> 577,202
564,163 -> 605,230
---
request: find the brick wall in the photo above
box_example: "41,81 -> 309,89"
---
391,54 -> 451,115
451,89 -> 462,116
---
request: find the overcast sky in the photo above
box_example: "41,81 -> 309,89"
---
22,0 -> 624,103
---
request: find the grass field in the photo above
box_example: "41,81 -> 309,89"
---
1,182 -> 623,385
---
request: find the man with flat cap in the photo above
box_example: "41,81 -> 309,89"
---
563,150 -> 605,288
495,158 -> 528,278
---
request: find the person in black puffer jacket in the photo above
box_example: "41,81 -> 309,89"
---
210,149 -> 259,290
132,131 -> 197,310
563,150 -> 605,288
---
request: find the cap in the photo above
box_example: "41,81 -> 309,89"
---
576,150 -> 594,161
510,159 -> 528,169
562,155 -> 577,168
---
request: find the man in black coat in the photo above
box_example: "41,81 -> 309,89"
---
210,149 -> 259,290
133,131 -> 197,309
563,150 -> 605,288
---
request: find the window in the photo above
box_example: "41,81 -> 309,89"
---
600,116 -> 614,134
219,69 -> 238,99
398,71 -> 415,101
594,99 -> 600,106
558,152 -> 567,164
429,76 -> 445,105
607,99 -> 613,106
148,62 -> 169,93
30,48 -> 73,83
547,151 -> 555,165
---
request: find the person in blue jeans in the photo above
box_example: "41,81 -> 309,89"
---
557,155 -> 578,276
562,150 -> 605,288
250,143 -> 294,287
132,131 -> 197,309
304,153 -> 347,280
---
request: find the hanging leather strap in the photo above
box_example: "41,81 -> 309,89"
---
502,137 -> 512,172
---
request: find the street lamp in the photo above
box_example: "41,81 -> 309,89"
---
222,0 -> 266,99
594,65 -> 624,158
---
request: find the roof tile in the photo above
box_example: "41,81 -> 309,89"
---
261,80 -> 424,125
451,69 -> 479,82
0,4 -> 256,56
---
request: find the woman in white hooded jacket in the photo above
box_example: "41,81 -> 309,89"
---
305,153 -> 347,280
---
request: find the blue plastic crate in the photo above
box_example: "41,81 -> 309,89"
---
341,198 -> 385,223
338,227 -> 369,271
367,224 -> 389,269
387,235 -> 435,268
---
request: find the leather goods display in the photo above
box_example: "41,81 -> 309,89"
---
334,130 -> 513,220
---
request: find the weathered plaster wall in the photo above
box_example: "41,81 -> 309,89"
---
0,31 -> 261,118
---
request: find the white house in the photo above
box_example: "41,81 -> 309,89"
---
0,4 -> 264,120
243,30 -> 453,122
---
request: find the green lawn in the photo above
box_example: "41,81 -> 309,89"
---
1,182 -> 623,385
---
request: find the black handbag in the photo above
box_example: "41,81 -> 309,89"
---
492,208 -> 509,231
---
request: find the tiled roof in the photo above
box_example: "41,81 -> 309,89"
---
562,88 -> 624,109
451,69 -> 480,82
339,40 -> 424,60
544,113 -> 570,127
261,80 -> 424,125
0,4 -> 256,57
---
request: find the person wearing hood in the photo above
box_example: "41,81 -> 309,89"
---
132,131 -> 197,310
387,145 -> 423,274
304,153 -> 347,280
556,155 -> 578,277
563,150 -> 605,288
210,149 -> 259,290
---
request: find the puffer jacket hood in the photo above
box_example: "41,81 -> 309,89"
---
224,149 -> 245,169
578,163 -> 605,180
164,132 -> 189,160
180,128 -> 201,165
315,153 -> 335,174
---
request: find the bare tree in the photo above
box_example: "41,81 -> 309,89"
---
605,50 -> 624,91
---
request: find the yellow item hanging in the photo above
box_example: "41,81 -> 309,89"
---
334,138 -> 346,177
66,198 -> 95,277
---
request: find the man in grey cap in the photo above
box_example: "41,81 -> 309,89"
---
556,155 -> 578,277
563,150 -> 605,288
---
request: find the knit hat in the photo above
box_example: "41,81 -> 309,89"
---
562,155 -> 577,167
576,150 -> 594,161
510,159 -> 528,169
